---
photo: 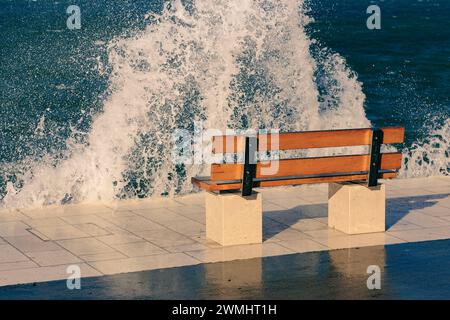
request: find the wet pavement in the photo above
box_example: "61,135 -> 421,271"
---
0,176 -> 449,287
0,239 -> 449,299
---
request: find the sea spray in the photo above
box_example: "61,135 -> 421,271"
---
1,0 -> 446,210
401,119 -> 450,178
0,0 -> 374,208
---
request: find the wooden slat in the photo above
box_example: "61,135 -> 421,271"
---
382,127 -> 405,144
192,172 -> 398,191
211,127 -> 405,153
211,153 -> 402,181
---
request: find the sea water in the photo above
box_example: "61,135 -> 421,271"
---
0,0 -> 448,209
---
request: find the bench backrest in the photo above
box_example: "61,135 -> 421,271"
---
199,127 -> 404,195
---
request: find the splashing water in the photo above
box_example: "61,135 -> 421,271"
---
401,119 -> 450,178
0,0 -> 447,209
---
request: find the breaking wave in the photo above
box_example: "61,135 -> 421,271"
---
1,0 -> 447,209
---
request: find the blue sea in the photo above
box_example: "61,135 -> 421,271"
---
0,0 -> 449,208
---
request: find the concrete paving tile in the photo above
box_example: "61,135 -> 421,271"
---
159,218 -> 205,236
313,233 -> 405,250
289,218 -> 328,232
31,225 -> 90,240
391,188 -> 444,197
298,195 -> 328,205
102,216 -> 166,232
3,235 -> 61,253
313,217 -> 328,225
299,204 -> 329,218
423,226 -> 450,237
79,251 -> 127,262
28,228 -> 52,241
57,238 -> 115,256
190,235 -> 226,249
167,206 -> 205,224
180,212 -> 205,225
263,201 -> 287,212
278,238 -> 329,253
27,250 -> 82,267
186,243 -> 293,263
262,217 -> 288,233
164,243 -> 209,253
96,234 -> 143,245
303,228 -> 347,239
19,206 -> 65,219
419,205 -> 450,217
0,263 -> 101,287
0,244 -> 29,263
20,204 -> 113,218
422,186 -> 450,195
387,177 -> 449,190
88,253 -> 200,275
434,197 -> 450,209
21,218 -> 69,228
95,210 -> 136,220
73,224 -> 111,236
136,229 -> 197,248
60,214 -> 114,228
400,212 -> 450,228
386,184 -> 433,197
266,197 -> 313,210
0,221 -> 31,237
264,209 -> 310,225
386,221 -> 423,231
110,198 -> 183,211
102,225 -> 136,236
387,228 -> 450,243
269,201 -> 328,219
60,204 -> 114,216
0,260 -> 39,272
386,189 -> 407,198
111,242 -> 167,257
265,227 -> 311,242
440,216 -> 450,222
132,208 -> 186,224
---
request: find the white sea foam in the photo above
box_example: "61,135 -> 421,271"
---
1,0 -> 447,209
401,119 -> 450,178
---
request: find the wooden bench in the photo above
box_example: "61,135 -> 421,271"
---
192,127 -> 405,246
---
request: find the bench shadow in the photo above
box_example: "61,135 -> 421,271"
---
263,193 -> 450,241
263,202 -> 328,242
386,193 -> 450,228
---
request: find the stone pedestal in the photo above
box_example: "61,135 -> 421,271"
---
205,191 -> 262,246
328,182 -> 386,234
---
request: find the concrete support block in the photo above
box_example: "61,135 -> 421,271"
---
328,182 -> 386,234
205,191 -> 262,246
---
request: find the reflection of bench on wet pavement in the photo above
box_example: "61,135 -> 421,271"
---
192,127 -> 405,246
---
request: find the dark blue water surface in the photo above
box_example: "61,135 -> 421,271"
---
0,0 -> 449,199
0,0 -> 163,164
307,0 -> 450,142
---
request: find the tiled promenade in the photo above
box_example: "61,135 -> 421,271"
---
2,239 -> 449,299
0,176 -> 448,287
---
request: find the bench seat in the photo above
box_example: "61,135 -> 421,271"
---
192,170 -> 397,191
